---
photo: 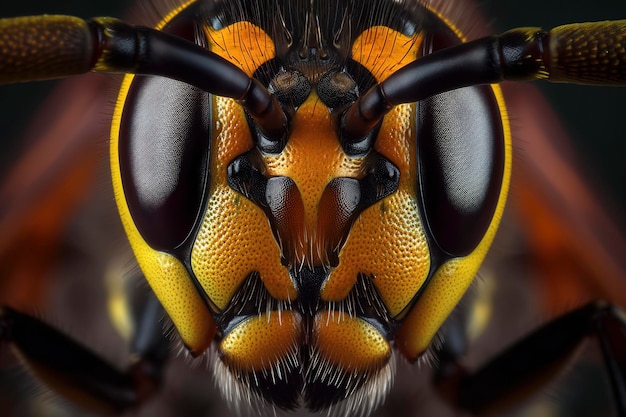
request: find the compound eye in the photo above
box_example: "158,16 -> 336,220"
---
119,76 -> 210,251
417,85 -> 505,257
317,70 -> 358,109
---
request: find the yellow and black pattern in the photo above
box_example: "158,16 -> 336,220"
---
110,0 -> 511,413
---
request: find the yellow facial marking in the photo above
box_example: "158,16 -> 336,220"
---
204,21 -> 275,76
188,22 -> 298,311
352,26 -> 422,82
316,28 -> 428,315
220,311 -> 302,372
313,311 -> 390,373
263,94 -> 366,266
322,103 -> 430,317
191,97 -> 296,310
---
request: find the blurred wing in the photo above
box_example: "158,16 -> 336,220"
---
504,82 -> 626,313
0,73 -> 115,309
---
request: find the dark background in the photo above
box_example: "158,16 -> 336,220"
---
1,0 -> 625,211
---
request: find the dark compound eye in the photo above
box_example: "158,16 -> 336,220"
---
417,85 -> 505,257
119,76 -> 210,252
317,70 -> 358,109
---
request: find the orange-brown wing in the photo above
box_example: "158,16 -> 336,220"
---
470,0 -> 626,321
0,73 -> 113,310
504,83 -> 626,314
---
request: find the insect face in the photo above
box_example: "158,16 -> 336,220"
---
110,0 -> 510,412
4,0 -> 625,416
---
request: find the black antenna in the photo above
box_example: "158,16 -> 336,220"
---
0,15 -> 287,141
342,20 -> 626,142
